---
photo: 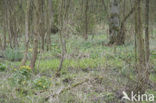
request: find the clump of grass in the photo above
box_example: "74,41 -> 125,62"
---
4,48 -> 23,61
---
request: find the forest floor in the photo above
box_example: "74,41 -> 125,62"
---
0,31 -> 156,103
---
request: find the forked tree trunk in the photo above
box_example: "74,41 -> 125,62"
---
109,0 -> 136,45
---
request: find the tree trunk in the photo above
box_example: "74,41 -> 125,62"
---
109,0 -> 120,45
2,16 -> 7,50
109,0 -> 136,45
144,0 -> 150,91
2,0 -> 7,50
30,0 -> 41,70
84,0 -> 89,40
46,0 -> 53,51
116,0 -> 126,45
145,0 -> 150,63
21,0 -> 30,66
7,11 -> 13,49
135,0 -> 148,94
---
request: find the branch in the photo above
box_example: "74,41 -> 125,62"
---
120,4 -> 136,27
45,78 -> 89,101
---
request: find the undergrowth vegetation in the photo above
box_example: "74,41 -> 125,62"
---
0,34 -> 156,103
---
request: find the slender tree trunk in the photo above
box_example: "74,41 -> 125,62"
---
2,15 -> 7,50
30,0 -> 41,70
135,0 -> 148,93
21,0 -> 30,66
134,4 -> 137,63
116,0 -> 126,45
41,35 -> 45,50
8,11 -> 13,49
144,0 -> 150,89
2,0 -> 7,50
145,0 -> 150,63
57,0 -> 65,74
56,0 -> 69,76
84,0 -> 89,40
46,0 -> 53,51
40,0 -> 45,51
2,27 -> 7,50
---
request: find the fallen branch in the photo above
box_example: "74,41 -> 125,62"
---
45,78 -> 89,101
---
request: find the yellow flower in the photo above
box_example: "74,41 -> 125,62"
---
28,48 -> 33,52
26,66 -> 31,70
20,66 -> 25,69
43,86 -> 46,88
20,65 -> 31,71
38,82 -> 42,85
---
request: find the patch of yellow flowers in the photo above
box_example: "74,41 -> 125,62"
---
37,81 -> 46,89
20,66 -> 31,71
13,66 -> 31,71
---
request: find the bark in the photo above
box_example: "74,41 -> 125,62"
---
2,0 -> 7,50
135,0 -> 148,94
30,0 -> 41,70
57,0 -> 65,74
21,0 -> 30,66
46,0 -> 53,51
7,10 -> 13,49
109,0 -> 120,45
40,0 -> 45,51
84,0 -> 89,40
57,0 -> 70,76
145,0 -> 150,63
144,0 -> 150,91
109,0 -> 136,45
2,26 -> 7,50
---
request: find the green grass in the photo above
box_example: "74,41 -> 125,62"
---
0,33 -> 156,103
